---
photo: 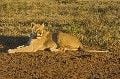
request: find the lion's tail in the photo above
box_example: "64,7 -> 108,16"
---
85,49 -> 109,52
78,44 -> 109,53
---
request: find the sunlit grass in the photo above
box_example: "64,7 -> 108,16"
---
0,0 -> 119,52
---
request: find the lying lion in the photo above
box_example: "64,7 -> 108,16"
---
8,23 -> 109,53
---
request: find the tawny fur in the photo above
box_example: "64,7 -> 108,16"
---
8,23 -> 109,53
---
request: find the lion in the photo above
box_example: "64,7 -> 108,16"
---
31,22 -> 109,52
8,22 -> 109,53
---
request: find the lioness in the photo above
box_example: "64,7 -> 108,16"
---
8,23 -> 109,53
31,22 -> 109,52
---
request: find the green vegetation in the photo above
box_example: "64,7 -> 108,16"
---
0,0 -> 120,52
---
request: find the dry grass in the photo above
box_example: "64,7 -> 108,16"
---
0,1 -> 120,79
0,51 -> 120,79
0,0 -> 120,52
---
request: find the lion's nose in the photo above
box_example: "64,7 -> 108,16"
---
37,33 -> 42,37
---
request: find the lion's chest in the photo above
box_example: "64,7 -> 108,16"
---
30,38 -> 45,48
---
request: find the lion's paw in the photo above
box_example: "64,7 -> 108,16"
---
8,49 -> 16,53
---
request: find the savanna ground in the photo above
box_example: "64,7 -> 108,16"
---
0,0 -> 120,79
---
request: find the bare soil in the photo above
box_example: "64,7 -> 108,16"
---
0,50 -> 120,79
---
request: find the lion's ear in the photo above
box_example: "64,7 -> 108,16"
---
31,22 -> 36,28
42,23 -> 45,28
31,22 -> 36,33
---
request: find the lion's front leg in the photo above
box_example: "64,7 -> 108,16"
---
8,45 -> 35,53
8,49 -> 16,53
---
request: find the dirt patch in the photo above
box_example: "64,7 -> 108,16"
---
0,51 -> 120,79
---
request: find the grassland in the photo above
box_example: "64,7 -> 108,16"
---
0,51 -> 120,79
0,0 -> 120,52
0,0 -> 120,79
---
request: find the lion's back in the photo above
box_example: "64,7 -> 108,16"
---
57,32 -> 81,49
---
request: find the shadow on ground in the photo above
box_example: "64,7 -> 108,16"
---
0,35 -> 30,53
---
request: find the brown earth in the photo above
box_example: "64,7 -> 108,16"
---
0,50 -> 120,79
